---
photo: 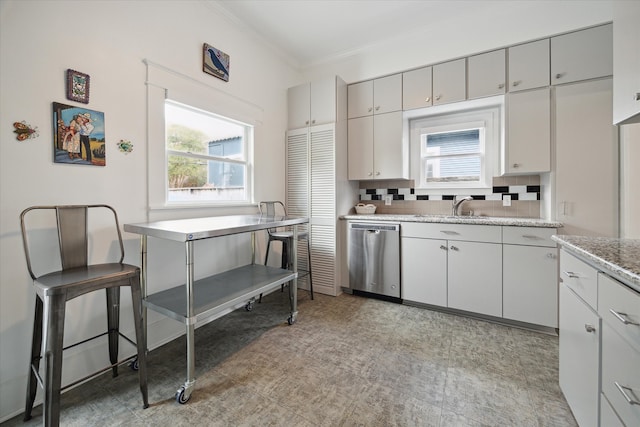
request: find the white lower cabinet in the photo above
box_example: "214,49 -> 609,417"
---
559,282 -> 601,427
503,226 -> 558,328
447,241 -> 502,317
600,395 -> 624,427
402,223 -> 559,325
598,273 -> 640,427
401,237 -> 447,306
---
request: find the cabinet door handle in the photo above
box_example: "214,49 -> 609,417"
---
375,106 -> 380,111
634,93 -> 640,101
367,172 -> 373,177
305,120 -> 310,125
546,253 -> 556,259
439,245 -> 447,250
512,81 -> 521,87
450,245 -> 459,251
425,97 -> 430,102
562,271 -> 579,279
512,163 -> 520,168
609,309 -> 640,326
498,83 -> 505,89
614,382 -> 640,405
368,107 -> 373,112
375,171 -> 380,176
311,119 -> 316,124
555,72 -> 565,80
435,95 -> 442,101
584,324 -> 596,333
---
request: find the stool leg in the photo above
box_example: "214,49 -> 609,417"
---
264,239 -> 272,266
106,287 -> 120,378
307,238 -> 314,300
259,239 -> 273,303
23,297 -> 43,421
42,293 -> 66,427
130,277 -> 149,409
281,240 -> 289,292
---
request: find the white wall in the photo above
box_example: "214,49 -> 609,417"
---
0,0 -> 300,420
620,123 -> 640,238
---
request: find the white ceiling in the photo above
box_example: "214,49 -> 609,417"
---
210,0 -> 501,68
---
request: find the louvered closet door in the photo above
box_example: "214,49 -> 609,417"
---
310,124 -> 337,293
285,128 -> 310,273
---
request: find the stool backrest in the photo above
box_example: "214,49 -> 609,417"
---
20,205 -> 125,280
258,201 -> 288,235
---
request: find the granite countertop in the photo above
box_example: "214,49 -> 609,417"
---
341,214 -> 562,228
552,235 -> 640,293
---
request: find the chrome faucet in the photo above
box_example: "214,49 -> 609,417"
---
452,196 -> 473,216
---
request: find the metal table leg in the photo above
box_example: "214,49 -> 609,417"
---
288,224 -> 299,325
176,240 -> 196,404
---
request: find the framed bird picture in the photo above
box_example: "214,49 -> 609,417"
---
203,43 -> 230,82
66,69 -> 90,104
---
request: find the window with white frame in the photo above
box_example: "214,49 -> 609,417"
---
164,100 -> 253,204
409,102 -> 502,192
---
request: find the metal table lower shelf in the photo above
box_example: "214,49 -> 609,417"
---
144,264 -> 297,324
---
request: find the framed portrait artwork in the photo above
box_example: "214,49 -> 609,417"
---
203,43 -> 230,82
52,102 -> 105,166
66,69 -> 90,104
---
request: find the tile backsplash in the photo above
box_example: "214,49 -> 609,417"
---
356,175 -> 541,218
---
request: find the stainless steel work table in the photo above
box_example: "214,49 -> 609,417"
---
124,214 -> 308,403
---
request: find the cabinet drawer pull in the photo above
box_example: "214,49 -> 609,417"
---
584,324 -> 596,333
614,382 -> 640,405
440,230 -> 459,235
521,234 -> 540,239
609,309 -> 640,326
562,271 -> 579,279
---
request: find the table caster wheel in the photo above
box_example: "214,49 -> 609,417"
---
176,386 -> 190,404
245,301 -> 254,311
287,315 -> 295,325
129,357 -> 139,371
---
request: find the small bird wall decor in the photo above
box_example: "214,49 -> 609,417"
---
13,121 -> 39,141
203,43 -> 230,82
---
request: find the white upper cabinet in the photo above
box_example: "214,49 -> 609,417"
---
347,111 -> 406,180
613,1 -> 640,124
551,23 -> 613,85
347,74 -> 402,119
504,87 -> 551,174
288,77 -> 341,130
468,49 -> 506,99
403,66 -> 433,110
508,39 -> 550,92
433,58 -> 466,105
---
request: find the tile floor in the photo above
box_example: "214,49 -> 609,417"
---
2,290 -> 578,426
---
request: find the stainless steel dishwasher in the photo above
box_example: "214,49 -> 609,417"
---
348,222 -> 401,300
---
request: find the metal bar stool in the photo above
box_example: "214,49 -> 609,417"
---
259,201 -> 313,300
20,205 -> 149,426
